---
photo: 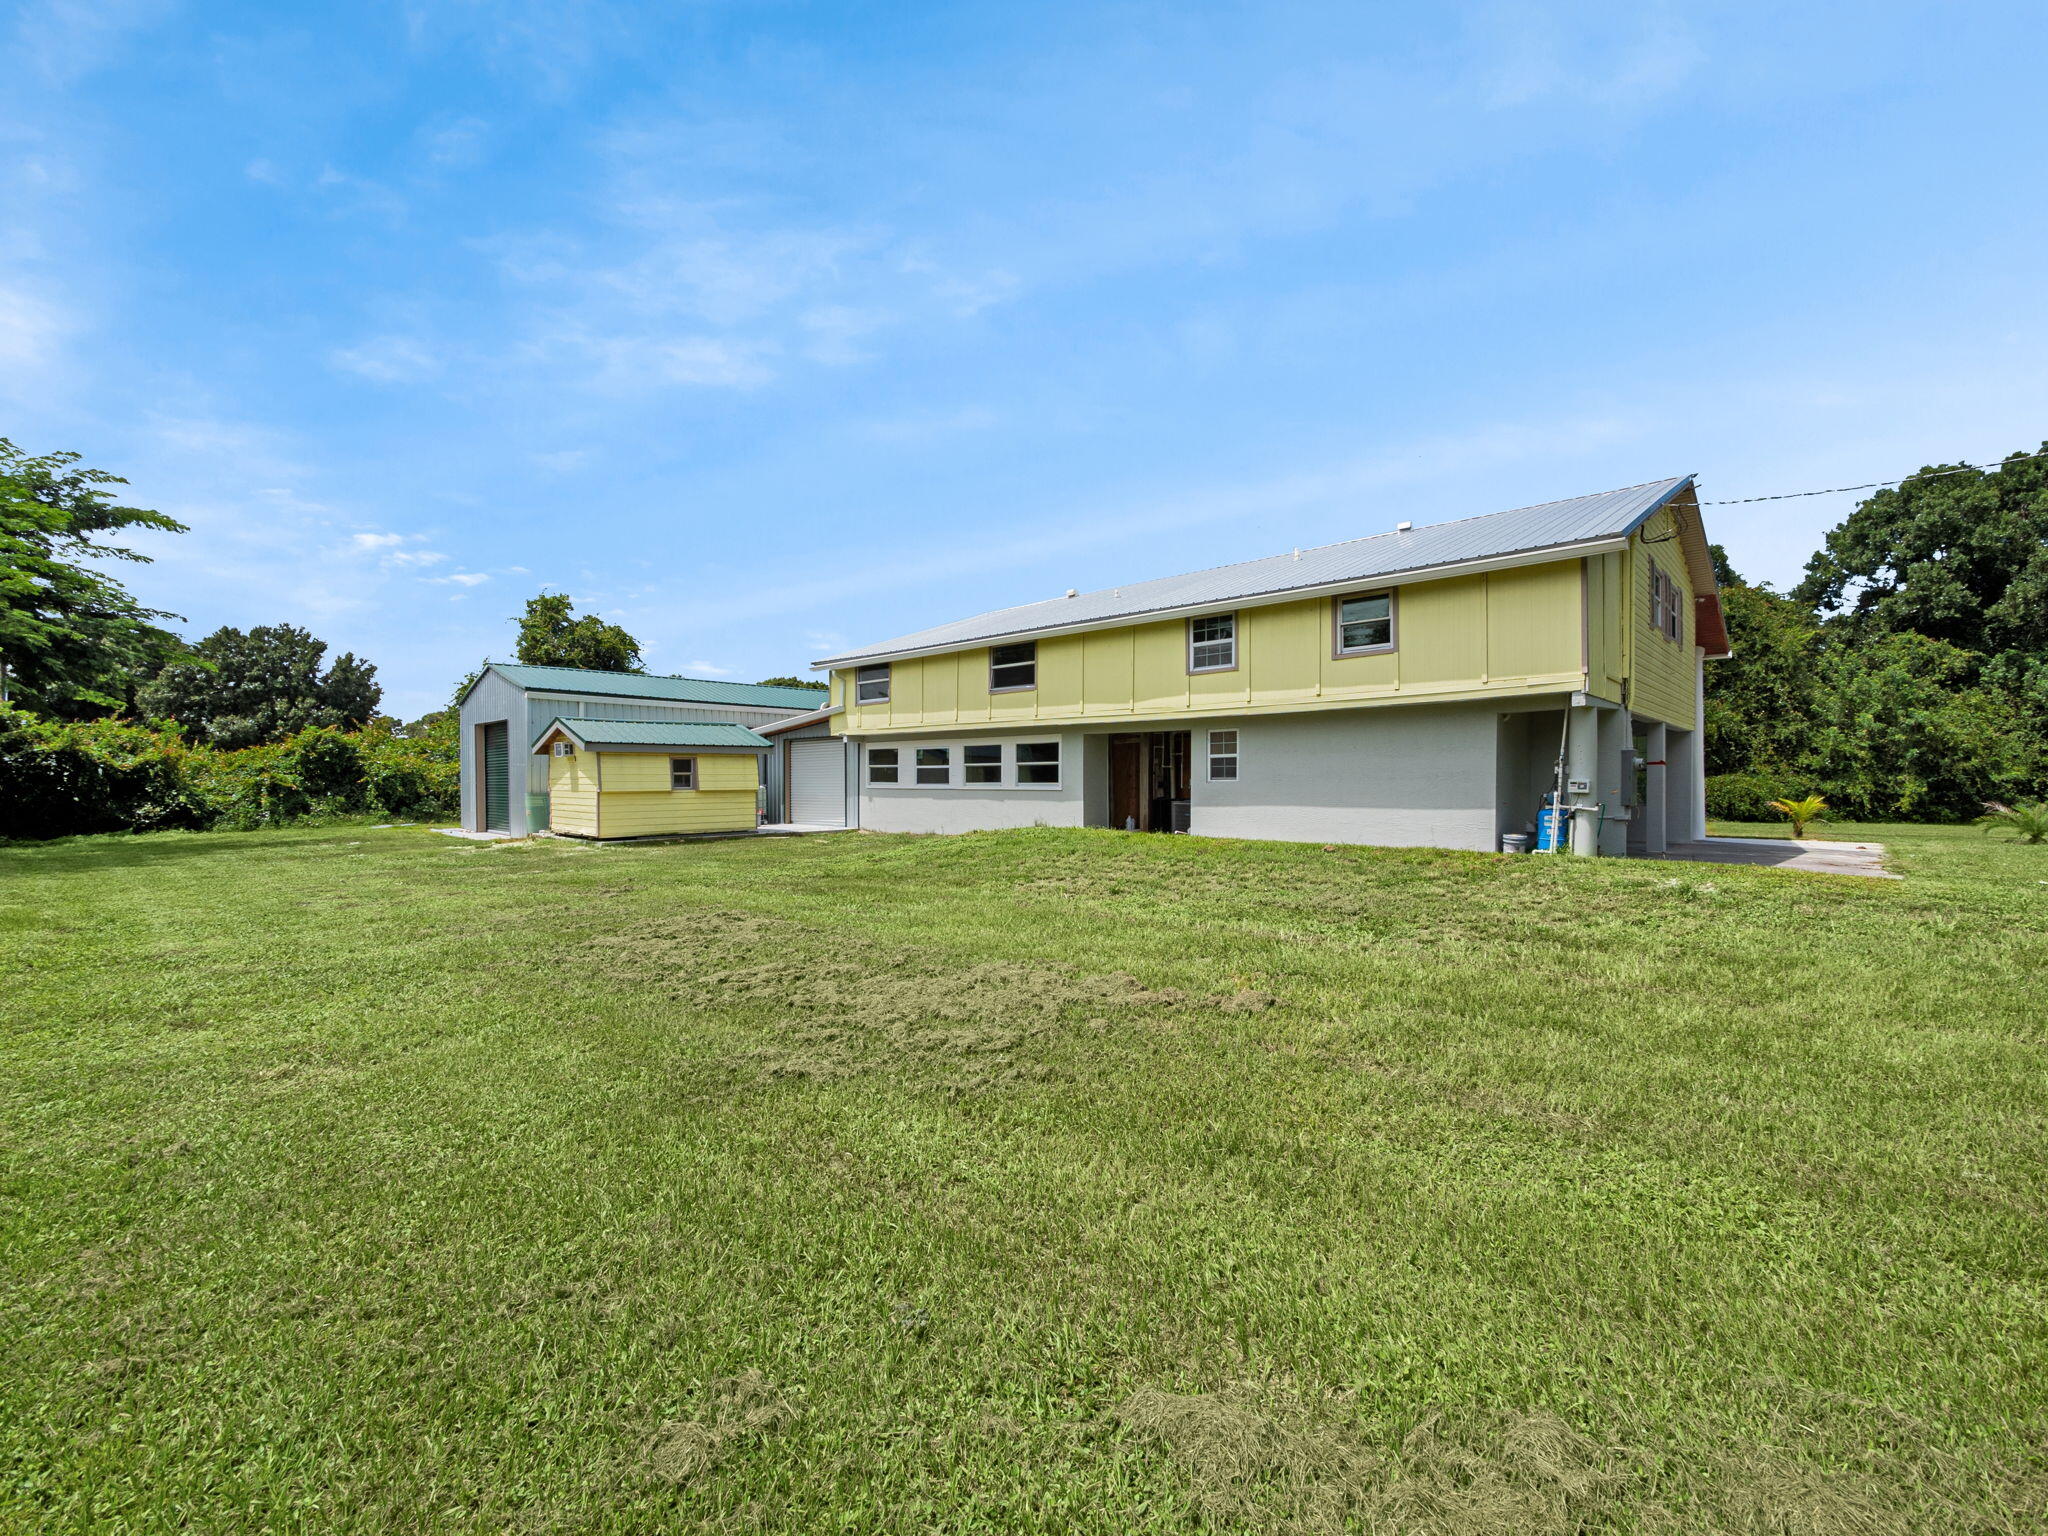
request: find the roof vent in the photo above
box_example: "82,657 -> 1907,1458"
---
1065,588 -> 1078,598
1396,520 -> 1413,532
1290,548 -> 1300,560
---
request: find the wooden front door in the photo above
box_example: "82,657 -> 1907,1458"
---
1109,735 -> 1144,829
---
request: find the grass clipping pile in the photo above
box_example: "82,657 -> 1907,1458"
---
583,909 -> 1272,1095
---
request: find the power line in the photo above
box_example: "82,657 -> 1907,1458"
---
1697,447 -> 2048,506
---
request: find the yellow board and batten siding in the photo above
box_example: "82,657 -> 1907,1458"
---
838,558 -> 1589,735
1623,504 -> 1698,729
546,750 -> 758,838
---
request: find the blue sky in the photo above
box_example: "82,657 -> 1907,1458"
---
6,1 -> 2046,717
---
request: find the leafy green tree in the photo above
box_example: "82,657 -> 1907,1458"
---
755,675 -> 828,691
1794,445 -> 2048,656
138,624 -> 382,748
1702,548 -> 1825,778
0,438 -> 189,717
513,594 -> 643,673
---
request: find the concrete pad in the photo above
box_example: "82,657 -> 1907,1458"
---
1653,837 -> 1896,878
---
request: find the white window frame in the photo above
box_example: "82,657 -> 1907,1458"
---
552,740 -> 573,757
988,642 -> 1037,693
1206,729 -> 1239,782
670,756 -> 697,790
1188,613 -> 1238,673
1649,563 -> 1682,643
855,664 -> 892,704
1013,740 -> 1061,787
914,746 -> 952,786
1332,589 -> 1396,656
860,738 -> 1064,791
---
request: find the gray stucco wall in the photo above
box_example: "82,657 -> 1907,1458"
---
854,729 -> 1086,833
1188,704 -> 1501,851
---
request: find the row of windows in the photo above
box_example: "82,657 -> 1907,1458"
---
865,734 -> 1247,788
867,741 -> 1061,788
851,589 -> 1398,703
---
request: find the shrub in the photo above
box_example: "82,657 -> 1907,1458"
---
0,708 -> 204,840
1975,801 -> 2048,844
0,709 -> 459,840
1704,773 -> 1788,822
1768,793 -> 1829,837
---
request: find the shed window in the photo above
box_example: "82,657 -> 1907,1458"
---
1207,730 -> 1239,781
552,741 -> 573,757
1015,741 -> 1060,785
915,747 -> 951,785
866,747 -> 899,784
1189,613 -> 1237,672
964,743 -> 1002,784
670,757 -> 696,790
989,641 -> 1037,692
855,664 -> 892,704
1334,591 -> 1394,654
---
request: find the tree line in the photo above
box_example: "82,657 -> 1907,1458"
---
1704,445 -> 2047,820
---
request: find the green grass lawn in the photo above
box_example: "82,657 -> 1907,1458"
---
4,822 -> 2046,1533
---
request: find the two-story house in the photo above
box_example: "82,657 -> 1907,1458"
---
812,477 -> 1730,855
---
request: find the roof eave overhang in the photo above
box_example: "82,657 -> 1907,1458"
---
572,742 -> 769,755
757,704 -> 842,736
813,536 -> 1633,669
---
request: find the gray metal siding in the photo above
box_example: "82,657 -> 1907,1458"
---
457,669 -> 530,833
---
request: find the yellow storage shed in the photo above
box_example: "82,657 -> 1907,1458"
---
533,718 -> 771,839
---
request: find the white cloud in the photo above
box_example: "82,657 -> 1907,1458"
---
531,449 -> 589,473
331,334 -> 439,383
419,115 -> 489,171
0,280 -> 66,382
14,0 -> 170,82
349,531 -> 407,552
427,571 -> 490,587
683,660 -> 734,676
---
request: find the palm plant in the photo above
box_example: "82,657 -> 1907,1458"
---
1768,793 -> 1828,837
1976,801 -> 2048,844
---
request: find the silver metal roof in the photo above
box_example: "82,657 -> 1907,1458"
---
816,476 -> 1692,667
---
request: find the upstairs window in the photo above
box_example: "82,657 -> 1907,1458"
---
1015,741 -> 1060,785
855,664 -> 892,704
915,747 -> 951,785
989,642 -> 1037,692
1188,613 -> 1237,672
1207,730 -> 1239,781
964,743 -> 1002,784
1334,591 -> 1395,654
1649,565 -> 1683,642
866,747 -> 900,784
670,757 -> 696,790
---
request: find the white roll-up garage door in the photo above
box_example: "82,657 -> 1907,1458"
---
787,738 -> 848,827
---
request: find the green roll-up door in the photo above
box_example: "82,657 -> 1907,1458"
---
482,722 -> 510,831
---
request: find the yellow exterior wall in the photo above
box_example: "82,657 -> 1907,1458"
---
547,749 -> 758,837
838,558 -> 1589,735
547,750 -> 600,835
1625,506 -> 1698,728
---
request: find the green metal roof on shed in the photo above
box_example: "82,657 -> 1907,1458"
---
536,718 -> 774,751
465,664 -> 826,709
